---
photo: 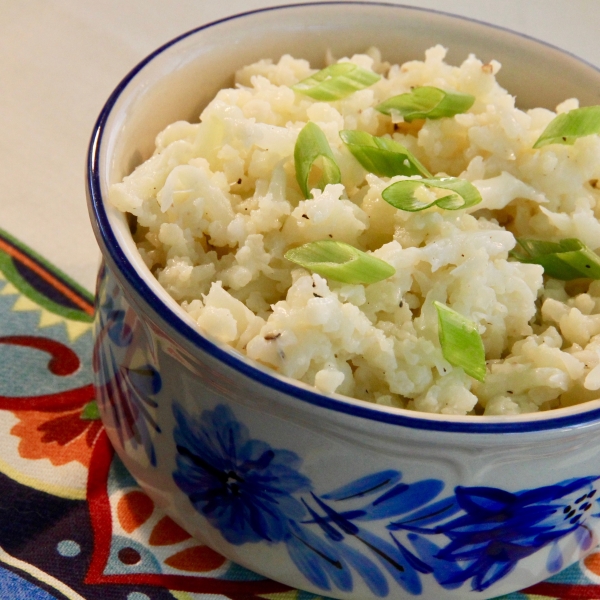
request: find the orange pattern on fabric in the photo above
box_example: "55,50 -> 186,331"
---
11,408 -> 102,468
149,516 -> 192,546
163,545 -> 226,572
117,490 -> 154,533
584,550 -> 600,575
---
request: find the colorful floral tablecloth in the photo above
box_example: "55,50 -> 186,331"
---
2,226 -> 600,600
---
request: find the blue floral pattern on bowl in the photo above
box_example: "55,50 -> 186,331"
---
172,402 -> 600,597
93,268 -> 162,466
173,403 -> 311,545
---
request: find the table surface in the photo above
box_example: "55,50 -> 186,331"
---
2,2 -> 600,599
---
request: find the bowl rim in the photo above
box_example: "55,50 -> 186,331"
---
87,0 -> 600,434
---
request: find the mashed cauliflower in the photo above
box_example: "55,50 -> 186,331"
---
110,46 -> 600,416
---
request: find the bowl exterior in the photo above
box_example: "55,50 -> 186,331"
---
87,3 -> 600,599
94,262 -> 600,599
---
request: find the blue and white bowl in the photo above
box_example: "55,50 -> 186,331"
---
86,4 -> 600,598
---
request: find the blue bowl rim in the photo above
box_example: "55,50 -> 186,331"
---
87,1 -> 600,434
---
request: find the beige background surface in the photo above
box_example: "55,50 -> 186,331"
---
1,0 -> 596,291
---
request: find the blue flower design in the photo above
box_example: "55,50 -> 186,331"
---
172,403 -> 311,545
170,402 -> 600,597
390,477 -> 600,592
291,493 -> 432,596
93,274 -> 162,466
172,405 -> 446,596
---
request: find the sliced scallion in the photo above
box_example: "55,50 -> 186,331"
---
340,130 -> 432,178
294,122 -> 341,199
376,87 -> 475,122
434,302 -> 486,382
533,106 -> 600,148
292,63 -> 381,101
510,238 -> 600,280
382,177 -> 482,212
284,240 -> 395,284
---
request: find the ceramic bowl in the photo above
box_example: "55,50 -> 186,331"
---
86,3 -> 600,598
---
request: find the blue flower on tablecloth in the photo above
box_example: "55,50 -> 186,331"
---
392,476 -> 600,592
172,403 -> 311,545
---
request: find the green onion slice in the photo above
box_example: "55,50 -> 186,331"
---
434,302 -> 486,382
292,63 -> 381,101
294,122 -> 341,199
284,240 -> 395,284
382,177 -> 482,212
376,87 -> 475,122
340,130 -> 432,178
510,238 -> 600,280
533,106 -> 600,148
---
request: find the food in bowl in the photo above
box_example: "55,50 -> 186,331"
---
109,45 -> 600,417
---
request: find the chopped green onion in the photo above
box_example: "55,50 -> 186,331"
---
284,240 -> 395,284
510,238 -> 600,280
294,122 -> 341,199
381,177 -> 482,212
340,130 -> 432,178
434,302 -> 486,382
292,63 -> 381,101
376,87 -> 475,122
533,106 -> 600,148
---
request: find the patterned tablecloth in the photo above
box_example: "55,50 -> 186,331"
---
2,225 -> 600,600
